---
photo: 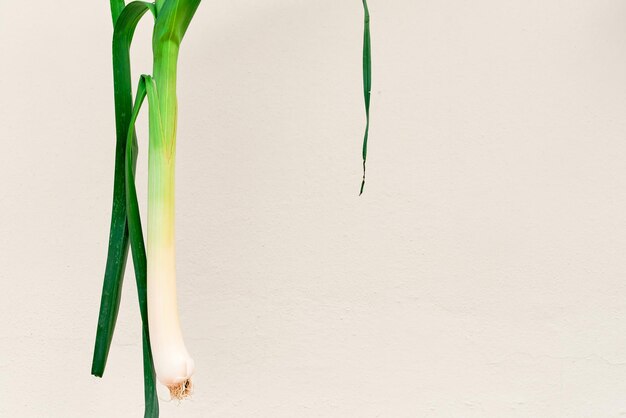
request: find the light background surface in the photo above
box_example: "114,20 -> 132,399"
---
3,1 -> 626,417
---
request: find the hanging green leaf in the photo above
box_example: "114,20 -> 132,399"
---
110,0 -> 126,25
92,0 -> 156,378
360,0 -> 372,195
125,75 -> 159,418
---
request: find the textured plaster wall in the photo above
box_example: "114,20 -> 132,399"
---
3,1 -> 626,417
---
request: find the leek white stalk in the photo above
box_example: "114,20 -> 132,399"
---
147,141 -> 195,398
146,0 -> 200,399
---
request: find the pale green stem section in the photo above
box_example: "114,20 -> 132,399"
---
153,40 -> 179,156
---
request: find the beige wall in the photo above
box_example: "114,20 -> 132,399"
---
3,1 -> 626,416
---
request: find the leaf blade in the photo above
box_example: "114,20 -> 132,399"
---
92,1 -> 155,378
125,75 -> 159,418
110,0 -> 126,26
359,0 -> 372,196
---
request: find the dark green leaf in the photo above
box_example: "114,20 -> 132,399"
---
92,0 -> 155,378
125,75 -> 159,418
141,329 -> 159,418
110,0 -> 126,26
359,0 -> 371,196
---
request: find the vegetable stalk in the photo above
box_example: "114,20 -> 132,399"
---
147,149 -> 195,397
146,0 -> 200,398
146,97 -> 195,397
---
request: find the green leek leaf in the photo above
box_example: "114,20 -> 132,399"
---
359,0 -> 371,196
92,0 -> 155,378
110,0 -> 126,26
125,75 -> 159,418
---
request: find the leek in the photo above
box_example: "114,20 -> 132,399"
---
92,0 -> 373,414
